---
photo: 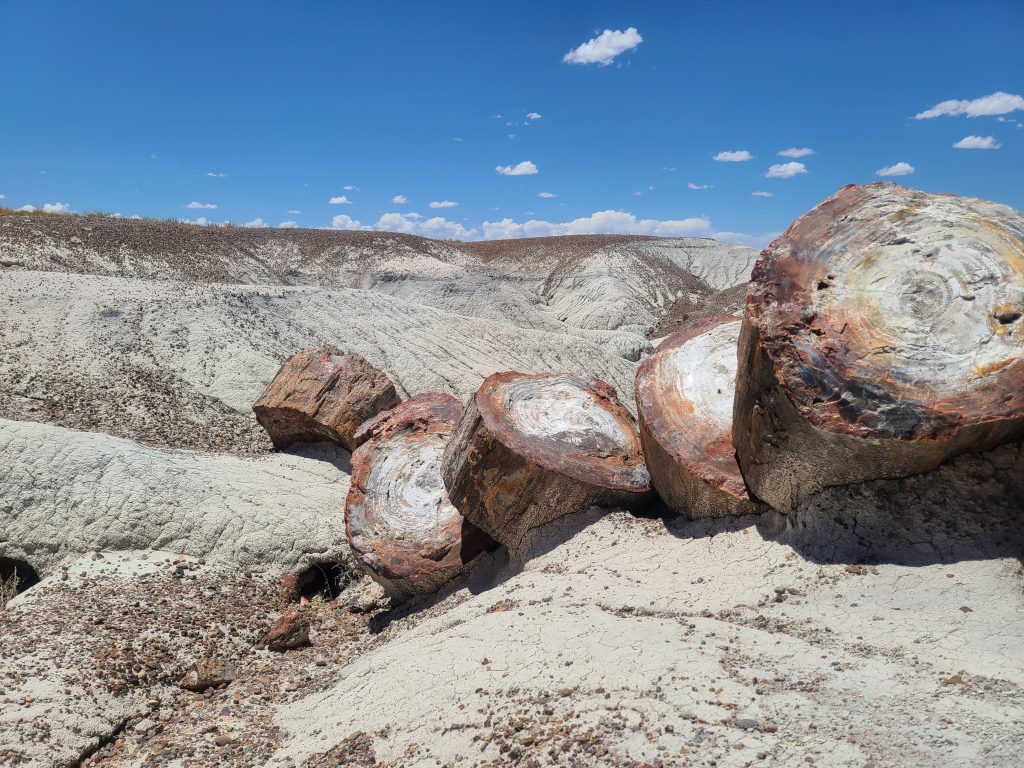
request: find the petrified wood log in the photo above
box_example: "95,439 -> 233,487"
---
441,372 -> 652,554
734,183 -> 1024,511
345,393 -> 496,599
253,347 -> 400,451
636,316 -> 764,517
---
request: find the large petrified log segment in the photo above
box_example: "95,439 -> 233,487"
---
253,347 -> 400,451
345,393 -> 496,599
442,372 -> 652,554
636,316 -> 764,518
734,183 -> 1024,510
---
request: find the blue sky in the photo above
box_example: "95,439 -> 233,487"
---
1,1 -> 1021,245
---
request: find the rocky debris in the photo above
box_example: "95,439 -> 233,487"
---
345,393 -> 497,599
0,418 -> 354,578
636,315 -> 765,517
253,347 -> 400,451
442,372 -> 652,554
734,183 -> 1024,510
262,609 -> 311,651
177,659 -> 238,692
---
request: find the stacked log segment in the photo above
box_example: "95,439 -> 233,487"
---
345,393 -> 496,599
253,347 -> 400,451
442,372 -> 652,554
733,183 -> 1024,510
635,316 -> 764,517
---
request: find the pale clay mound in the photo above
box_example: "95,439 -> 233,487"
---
0,418 -> 353,578
1,216 -> 1022,767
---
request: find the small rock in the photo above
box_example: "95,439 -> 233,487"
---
735,718 -> 759,731
178,658 -> 238,691
263,609 -> 311,651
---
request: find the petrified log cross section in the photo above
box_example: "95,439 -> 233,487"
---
442,372 -> 652,554
734,183 -> 1024,510
345,393 -> 496,599
636,316 -> 764,517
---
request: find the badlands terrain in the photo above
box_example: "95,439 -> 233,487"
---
1,212 -> 1022,767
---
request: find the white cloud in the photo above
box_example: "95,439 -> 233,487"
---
777,147 -> 814,158
714,150 -> 753,162
527,112 -> 542,120
35,202 -> 72,213
496,160 -> 539,176
329,195 -> 352,205
633,191 -> 643,197
0,194 -> 4,199
765,161 -> 807,179
182,217 -> 221,226
688,182 -> 712,190
330,214 -> 367,230
507,134 -> 516,140
206,171 -> 227,177
715,231 -> 781,249
242,217 -> 267,228
493,114 -> 503,119
278,220 -> 298,228
915,91 -> 1024,119
391,195 -> 408,204
876,162 -> 915,177
663,166 -> 677,172
16,205 -> 36,212
452,137 -> 463,142
429,200 -> 459,208
482,210 -> 711,239
953,135 -> 1001,149
563,27 -> 643,66
287,209 -> 302,214
537,191 -> 557,198
416,216 -> 478,240
752,191 -> 773,197
343,184 -> 358,191
186,201 -> 217,209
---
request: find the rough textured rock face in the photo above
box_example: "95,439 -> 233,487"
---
345,393 -> 496,599
734,183 -> 1024,510
442,372 -> 651,553
636,315 -> 764,517
253,347 -> 400,451
0,418 -> 353,578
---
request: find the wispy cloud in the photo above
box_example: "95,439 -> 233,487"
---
186,201 -> 217,209
206,171 -> 228,178
688,182 -> 712,190
287,209 -> 302,214
496,160 -> 539,176
714,150 -> 753,162
429,200 -> 459,208
343,184 -> 358,191
777,147 -> 814,158
527,112 -> 542,120
278,220 -> 298,228
334,212 -> 480,240
876,162 -> 915,177
915,91 -> 1024,119
752,191 -> 773,197
563,27 -> 642,66
329,195 -> 352,205
765,161 -> 807,179
483,210 -> 710,239
391,195 -> 408,204
242,217 -> 267,228
537,191 -> 557,198
662,166 -> 677,172
952,135 -> 1001,149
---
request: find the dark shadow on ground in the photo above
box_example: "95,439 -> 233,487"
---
663,440 -> 1024,568
283,441 -> 352,474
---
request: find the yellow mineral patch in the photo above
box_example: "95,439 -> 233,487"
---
973,357 -> 1017,378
